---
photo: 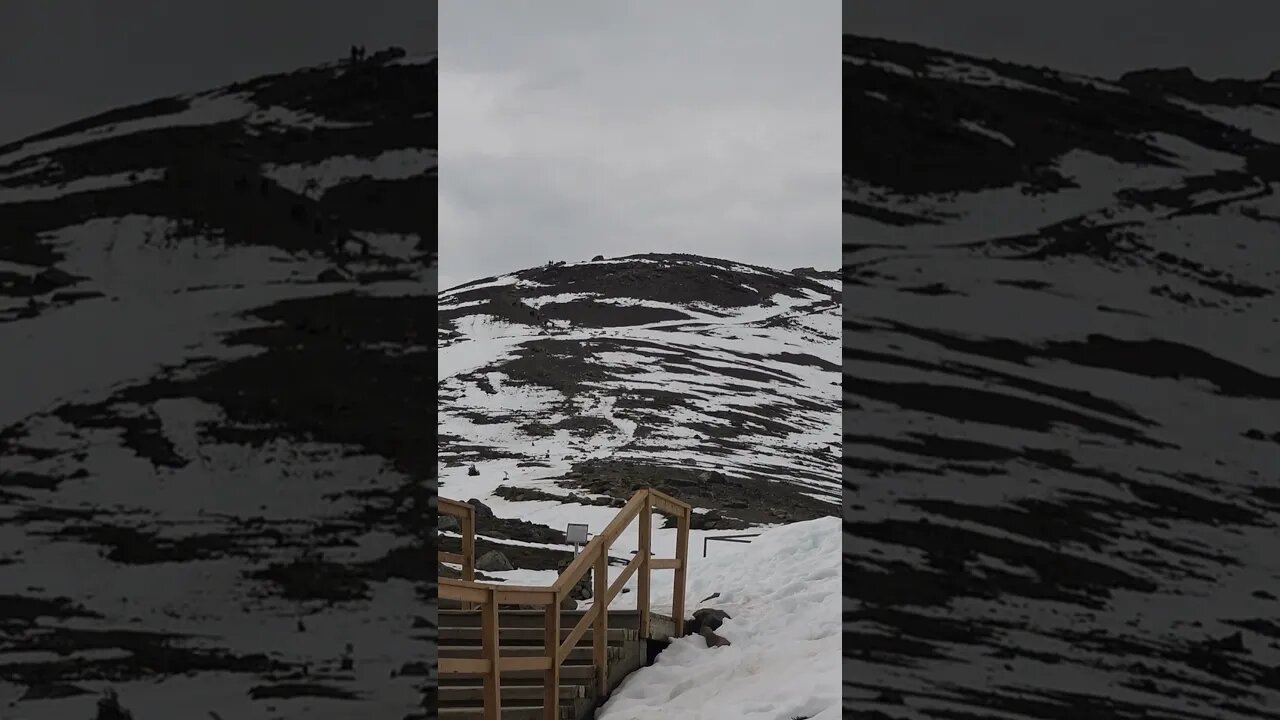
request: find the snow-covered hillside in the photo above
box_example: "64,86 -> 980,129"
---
845,35 -> 1280,719
0,49 -> 435,719
438,254 -> 840,583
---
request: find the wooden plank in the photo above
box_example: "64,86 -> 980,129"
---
594,550 -> 609,697
638,497 -> 651,639
438,551 -> 465,565
553,492 -> 646,595
557,603 -> 601,665
597,491 -> 648,548
462,510 -> 476,584
606,550 -> 642,605
495,589 -> 555,606
439,657 -> 490,674
439,497 -> 472,516
440,580 -> 490,605
445,579 -> 557,596
498,655 -> 550,672
552,543 -> 600,598
672,508 -> 690,637
543,597 -> 560,720
649,558 -> 681,570
649,488 -> 690,517
463,508 -> 476,610
482,589 -> 500,720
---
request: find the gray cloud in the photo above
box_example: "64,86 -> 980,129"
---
846,1 -> 1280,80
439,1 -> 840,291
0,1 -> 434,145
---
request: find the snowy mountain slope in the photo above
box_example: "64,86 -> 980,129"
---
845,35 -> 1280,719
596,516 -> 841,720
0,50 -> 435,719
437,254 -> 840,581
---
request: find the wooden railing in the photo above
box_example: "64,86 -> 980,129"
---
438,488 -> 692,720
438,497 -> 476,609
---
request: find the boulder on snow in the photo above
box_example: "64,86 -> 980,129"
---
475,550 -> 513,572
466,464 -> 480,476
700,628 -> 731,647
591,254 -> 605,261
685,608 -> 732,648
691,510 -> 730,530
690,608 -> 731,632
467,498 -> 494,518
95,689 -> 134,720
683,612 -> 732,648
438,515 -> 459,533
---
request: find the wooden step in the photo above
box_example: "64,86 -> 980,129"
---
443,663 -> 595,685
437,590 -> 639,608
439,705 -> 572,720
439,645 -> 622,662
439,608 -> 642,630
439,684 -> 585,704
440,627 -> 635,645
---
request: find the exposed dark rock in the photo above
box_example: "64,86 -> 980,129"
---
475,550 -> 514,572
557,557 -> 593,602
94,690 -> 134,720
690,608 -> 731,633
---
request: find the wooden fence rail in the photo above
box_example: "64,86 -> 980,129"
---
438,497 -> 476,609
437,488 -> 692,720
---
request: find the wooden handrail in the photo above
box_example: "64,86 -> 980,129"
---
438,496 -> 477,611
437,488 -> 692,720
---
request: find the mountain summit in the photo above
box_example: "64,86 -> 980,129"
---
438,253 -> 840,570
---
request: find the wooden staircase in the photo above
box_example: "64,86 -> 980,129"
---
437,606 -> 675,719
437,490 -> 691,720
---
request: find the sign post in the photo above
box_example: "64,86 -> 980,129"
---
566,523 -> 589,557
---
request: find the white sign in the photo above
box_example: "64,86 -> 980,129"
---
566,523 -> 589,545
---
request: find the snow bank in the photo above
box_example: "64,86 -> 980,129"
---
597,517 -> 840,720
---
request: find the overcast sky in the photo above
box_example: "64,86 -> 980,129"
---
0,1 -> 434,145
847,1 -> 1280,80
438,1 -> 841,291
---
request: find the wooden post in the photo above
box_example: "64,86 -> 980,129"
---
463,507 -> 476,611
482,587 -> 501,720
672,506 -> 690,637
462,507 -> 476,583
594,547 -> 609,697
544,593 -> 560,720
637,494 -> 651,639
